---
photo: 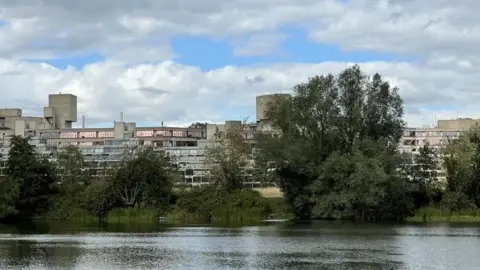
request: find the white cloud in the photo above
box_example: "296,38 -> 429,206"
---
0,58 -> 476,128
0,0 -> 479,128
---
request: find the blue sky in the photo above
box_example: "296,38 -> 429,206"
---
26,27 -> 417,127
38,27 -> 415,71
1,1 -> 475,129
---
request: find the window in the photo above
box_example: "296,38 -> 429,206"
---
188,131 -> 203,138
156,130 -> 167,136
98,131 -> 114,138
136,130 -> 154,137
79,142 -> 94,146
172,130 -> 185,137
78,132 -> 96,138
59,132 -> 77,138
41,132 -> 59,139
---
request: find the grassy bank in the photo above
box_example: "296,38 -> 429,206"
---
41,188 -> 294,225
267,197 -> 295,220
407,207 -> 480,223
167,196 -> 294,224
167,188 -> 273,224
43,207 -> 161,223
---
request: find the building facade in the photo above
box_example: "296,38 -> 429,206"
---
10,92 -> 474,186
0,92 -> 282,186
398,118 -> 480,182
0,93 -> 206,181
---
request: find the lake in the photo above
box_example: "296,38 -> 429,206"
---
0,221 -> 479,269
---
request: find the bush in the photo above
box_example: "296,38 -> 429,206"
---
168,187 -> 272,223
81,178 -> 117,221
441,191 -> 477,211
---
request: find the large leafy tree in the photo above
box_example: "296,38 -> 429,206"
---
111,145 -> 174,207
256,65 -> 411,220
0,136 -> 57,220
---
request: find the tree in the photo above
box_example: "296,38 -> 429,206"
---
188,122 -> 207,129
442,136 -> 474,194
111,145 -> 174,207
441,129 -> 480,209
0,136 -> 57,220
48,145 -> 92,219
56,145 -> 90,192
410,142 -> 440,207
256,65 -> 410,220
81,177 -> 117,221
205,122 -> 252,193
251,148 -> 276,187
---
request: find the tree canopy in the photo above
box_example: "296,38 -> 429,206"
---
256,65 -> 412,220
205,123 -> 252,193
0,136 -> 57,220
441,129 -> 480,210
111,145 -> 174,208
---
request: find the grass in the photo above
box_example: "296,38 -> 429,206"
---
105,208 -> 160,223
44,207 -> 161,223
42,189 -> 296,225
166,206 -> 271,225
267,197 -> 295,220
408,207 -> 480,223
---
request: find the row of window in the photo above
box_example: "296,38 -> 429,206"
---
136,130 -> 203,138
39,130 -> 204,139
40,132 -> 110,139
404,131 -> 461,137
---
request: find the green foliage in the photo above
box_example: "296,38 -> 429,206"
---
105,208 -> 160,223
169,186 -> 271,223
46,145 -> 90,219
81,177 -> 117,220
441,128 -> 480,210
266,197 -> 295,220
206,123 -> 252,192
0,177 -> 19,218
256,65 -> 410,220
408,142 -> 441,207
313,144 -> 413,220
408,207 -> 480,223
111,145 -> 174,207
0,136 -> 57,221
57,145 -> 91,190
251,148 -> 277,186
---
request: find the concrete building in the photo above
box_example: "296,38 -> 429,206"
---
0,93 -> 206,179
399,126 -> 462,153
398,117 -> 480,153
0,92 -> 287,186
437,118 -> 480,129
398,118 -> 480,182
255,93 -> 291,132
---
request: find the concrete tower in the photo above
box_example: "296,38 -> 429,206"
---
44,93 -> 77,129
256,93 -> 291,123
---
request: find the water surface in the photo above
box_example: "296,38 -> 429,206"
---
0,221 -> 479,269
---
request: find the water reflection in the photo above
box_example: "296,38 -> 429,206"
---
0,221 -> 479,269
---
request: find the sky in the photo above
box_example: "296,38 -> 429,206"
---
0,0 -> 479,128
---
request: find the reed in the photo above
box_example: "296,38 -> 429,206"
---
408,207 -> 480,223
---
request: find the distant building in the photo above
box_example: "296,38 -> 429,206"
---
0,93 -> 204,179
398,118 -> 480,182
4,92 -> 475,186
0,92 -> 287,187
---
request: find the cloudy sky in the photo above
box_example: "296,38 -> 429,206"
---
0,0 -> 478,128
